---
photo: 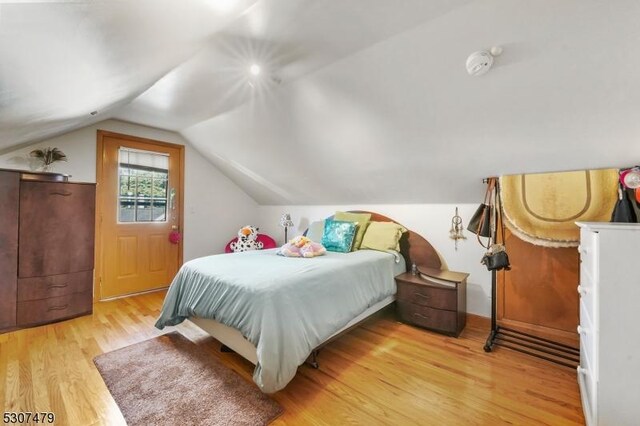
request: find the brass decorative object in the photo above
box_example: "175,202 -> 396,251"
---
449,207 -> 466,250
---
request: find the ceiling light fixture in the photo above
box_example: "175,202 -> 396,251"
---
210,0 -> 236,13
249,64 -> 261,76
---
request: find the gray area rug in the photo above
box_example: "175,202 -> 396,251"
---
94,332 -> 283,425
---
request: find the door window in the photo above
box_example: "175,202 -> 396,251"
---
118,148 -> 169,223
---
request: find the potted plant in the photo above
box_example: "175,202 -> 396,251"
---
29,147 -> 67,172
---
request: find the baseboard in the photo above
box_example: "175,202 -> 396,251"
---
467,312 -> 491,328
99,286 -> 169,302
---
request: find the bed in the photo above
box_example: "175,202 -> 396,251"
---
155,212 -> 442,393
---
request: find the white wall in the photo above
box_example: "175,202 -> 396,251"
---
257,204 -> 492,317
0,119 -> 258,261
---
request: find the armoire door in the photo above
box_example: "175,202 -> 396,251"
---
497,227 -> 579,348
97,131 -> 184,299
18,181 -> 96,278
0,171 -> 19,329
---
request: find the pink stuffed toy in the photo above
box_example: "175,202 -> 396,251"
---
278,236 -> 326,258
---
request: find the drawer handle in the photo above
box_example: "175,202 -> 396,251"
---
577,285 -> 589,296
413,313 -> 429,320
414,293 -> 431,299
577,325 -> 588,334
48,283 -> 68,289
47,304 -> 69,311
50,191 -> 72,196
577,366 -> 588,377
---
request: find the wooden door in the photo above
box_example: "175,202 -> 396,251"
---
0,171 -> 19,329
97,131 -> 184,299
497,227 -> 579,348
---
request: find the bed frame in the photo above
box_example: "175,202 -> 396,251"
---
188,211 -> 442,368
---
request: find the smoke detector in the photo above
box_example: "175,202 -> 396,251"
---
466,46 -> 503,76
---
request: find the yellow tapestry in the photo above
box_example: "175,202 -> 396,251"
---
500,169 -> 618,247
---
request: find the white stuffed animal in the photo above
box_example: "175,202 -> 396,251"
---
230,225 -> 264,252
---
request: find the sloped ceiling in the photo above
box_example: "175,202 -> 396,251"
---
2,0 -> 640,204
0,0 -> 260,149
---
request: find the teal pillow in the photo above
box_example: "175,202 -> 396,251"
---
322,220 -> 357,253
306,220 -> 325,242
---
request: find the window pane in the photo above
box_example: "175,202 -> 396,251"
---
152,179 -> 167,198
118,147 -> 170,223
119,176 -> 134,197
136,204 -> 152,222
152,200 -> 167,221
136,169 -> 153,178
119,202 -> 135,222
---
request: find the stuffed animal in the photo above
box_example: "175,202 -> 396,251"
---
230,226 -> 264,252
278,235 -> 326,258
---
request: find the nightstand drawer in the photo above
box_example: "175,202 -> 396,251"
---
397,281 -> 457,311
397,302 -> 458,334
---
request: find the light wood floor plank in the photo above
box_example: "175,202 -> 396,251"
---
0,291 -> 584,425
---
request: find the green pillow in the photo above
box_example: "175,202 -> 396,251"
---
322,220 -> 357,253
334,211 -> 371,250
360,221 -> 407,252
306,220 -> 325,242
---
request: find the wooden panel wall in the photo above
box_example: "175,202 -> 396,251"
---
498,227 -> 579,347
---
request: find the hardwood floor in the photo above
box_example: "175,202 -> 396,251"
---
0,291 -> 584,425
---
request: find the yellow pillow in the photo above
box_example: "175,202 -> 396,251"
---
360,221 -> 407,252
334,211 -> 371,251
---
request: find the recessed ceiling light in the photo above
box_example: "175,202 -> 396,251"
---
249,64 -> 261,76
211,0 -> 236,12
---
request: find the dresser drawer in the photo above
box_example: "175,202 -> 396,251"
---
17,270 -> 93,301
577,364 -> 596,426
580,335 -> 596,383
397,302 -> 458,334
396,281 -> 457,311
578,230 -> 599,283
17,291 -> 92,326
579,228 -> 598,255
579,259 -> 598,292
577,280 -> 596,320
579,299 -> 598,378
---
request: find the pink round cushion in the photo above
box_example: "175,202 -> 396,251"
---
225,234 -> 277,253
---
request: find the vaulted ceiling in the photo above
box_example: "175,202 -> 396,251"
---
2,0 -> 640,204
0,0 -> 464,147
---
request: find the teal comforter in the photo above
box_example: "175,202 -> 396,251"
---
155,248 -> 405,393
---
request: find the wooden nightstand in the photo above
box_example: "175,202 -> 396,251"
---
396,267 -> 469,337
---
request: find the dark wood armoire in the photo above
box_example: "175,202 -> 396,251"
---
0,169 -> 95,332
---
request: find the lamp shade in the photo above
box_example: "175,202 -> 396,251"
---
280,213 -> 294,228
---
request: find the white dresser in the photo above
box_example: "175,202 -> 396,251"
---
576,222 -> 640,426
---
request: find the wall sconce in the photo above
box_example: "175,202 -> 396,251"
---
449,207 -> 466,250
280,213 -> 294,242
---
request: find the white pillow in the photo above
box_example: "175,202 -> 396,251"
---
306,220 -> 325,242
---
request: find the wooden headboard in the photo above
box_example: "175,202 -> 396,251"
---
312,211 -> 443,272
